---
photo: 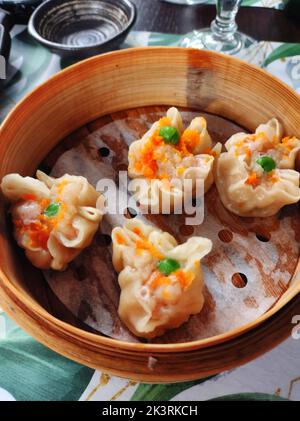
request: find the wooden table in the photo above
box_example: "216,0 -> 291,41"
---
131,0 -> 300,43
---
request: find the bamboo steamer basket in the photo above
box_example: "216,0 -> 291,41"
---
0,47 -> 299,382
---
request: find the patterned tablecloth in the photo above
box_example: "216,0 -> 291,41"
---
0,0 -> 300,402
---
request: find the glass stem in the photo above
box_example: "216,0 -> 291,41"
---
211,0 -> 242,41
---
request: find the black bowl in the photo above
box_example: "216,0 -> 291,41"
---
0,0 -> 43,23
28,0 -> 136,58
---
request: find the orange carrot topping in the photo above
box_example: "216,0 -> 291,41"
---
133,227 -> 142,236
244,147 -> 251,158
135,240 -> 163,259
149,273 -> 172,291
245,173 -> 260,187
115,233 -> 126,245
174,270 -> 194,290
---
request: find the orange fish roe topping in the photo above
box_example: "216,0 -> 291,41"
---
151,135 -> 163,147
202,147 -> 217,157
135,116 -> 193,180
159,117 -> 172,127
135,115 -> 215,180
115,233 -> 126,245
27,221 -> 51,249
135,142 -> 158,179
14,200 -> 67,250
245,172 -> 260,187
22,194 -> 37,201
179,129 -> 200,154
17,221 -> 44,249
39,198 -> 51,209
281,136 -> 293,144
40,202 -> 66,227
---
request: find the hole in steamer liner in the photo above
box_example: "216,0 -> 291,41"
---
256,233 -> 271,242
218,229 -> 233,243
124,208 -> 137,219
232,273 -> 248,289
98,147 -> 110,158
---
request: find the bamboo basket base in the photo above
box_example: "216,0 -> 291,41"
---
1,48 -> 300,381
31,106 -> 300,344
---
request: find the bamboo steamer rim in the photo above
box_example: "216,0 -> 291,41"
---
1,262 -> 299,352
0,47 -> 299,356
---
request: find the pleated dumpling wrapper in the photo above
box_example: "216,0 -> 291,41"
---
128,107 -> 221,211
216,118 -> 300,217
1,171 -> 104,270
112,219 -> 212,338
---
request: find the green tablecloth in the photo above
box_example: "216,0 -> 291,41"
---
0,0 -> 300,401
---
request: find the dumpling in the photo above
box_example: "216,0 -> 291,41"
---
1,170 -> 104,270
112,219 -> 212,338
128,107 -> 221,211
216,118 -> 300,217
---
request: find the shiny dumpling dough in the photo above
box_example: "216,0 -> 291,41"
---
128,107 -> 221,211
1,170 -> 104,270
216,118 -> 300,217
112,219 -> 212,338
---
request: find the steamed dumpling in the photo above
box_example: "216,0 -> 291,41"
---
112,219 -> 212,338
1,170 -> 104,270
128,107 -> 221,211
216,118 -> 300,217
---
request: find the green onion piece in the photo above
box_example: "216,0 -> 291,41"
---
256,156 -> 276,173
159,126 -> 180,145
157,258 -> 180,276
44,202 -> 61,218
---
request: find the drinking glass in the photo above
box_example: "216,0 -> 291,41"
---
180,0 -> 254,55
